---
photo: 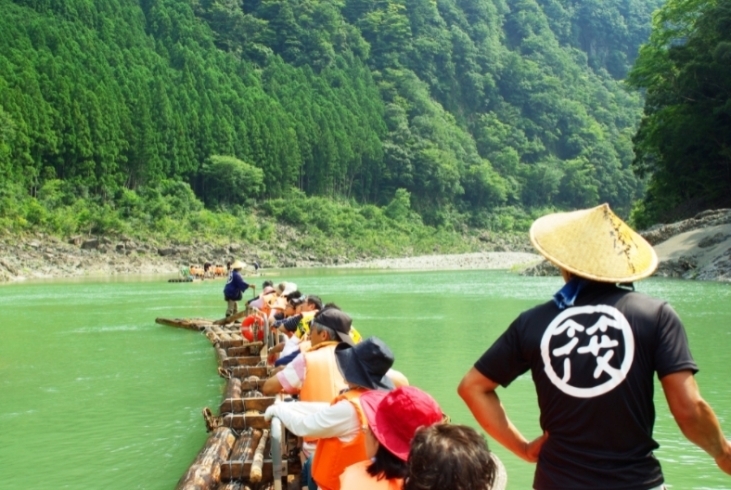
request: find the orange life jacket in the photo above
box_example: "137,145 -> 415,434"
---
300,342 -> 345,403
340,461 -> 404,490
312,389 -> 368,490
300,341 -> 347,442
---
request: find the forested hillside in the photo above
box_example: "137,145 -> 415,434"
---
0,0 -> 663,246
628,0 -> 731,227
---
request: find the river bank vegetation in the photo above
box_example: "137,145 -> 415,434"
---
1,0 -> 727,261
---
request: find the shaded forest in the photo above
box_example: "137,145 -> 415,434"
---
628,0 -> 731,227
0,0 -> 667,243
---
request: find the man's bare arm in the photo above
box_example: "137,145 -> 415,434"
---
458,367 -> 547,462
262,374 -> 283,396
661,370 -> 731,475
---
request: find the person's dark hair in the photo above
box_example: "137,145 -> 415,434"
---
305,295 -> 323,310
262,280 -> 274,288
404,425 -> 496,490
288,296 -> 305,308
321,302 -> 340,311
285,290 -> 303,301
367,444 -> 408,481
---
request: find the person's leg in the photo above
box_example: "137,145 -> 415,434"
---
226,299 -> 236,317
301,455 -> 317,490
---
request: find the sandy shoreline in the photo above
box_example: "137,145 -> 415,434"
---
330,252 -> 543,271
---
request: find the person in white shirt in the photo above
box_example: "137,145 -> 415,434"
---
265,337 -> 395,490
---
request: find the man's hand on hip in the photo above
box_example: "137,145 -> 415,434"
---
525,431 -> 549,463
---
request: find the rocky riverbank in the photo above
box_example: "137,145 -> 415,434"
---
521,208 -> 731,282
2,209 -> 730,283
0,225 -> 530,282
645,208 -> 731,281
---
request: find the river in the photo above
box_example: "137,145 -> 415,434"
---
0,269 -> 729,489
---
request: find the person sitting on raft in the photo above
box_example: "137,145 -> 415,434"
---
274,294 -> 321,338
267,295 -> 311,365
339,386 -> 443,490
265,337 -> 396,490
404,424 -> 500,490
262,307 -> 353,399
247,281 -> 276,310
267,301 -> 371,372
222,260 -> 255,317
268,294 -> 323,365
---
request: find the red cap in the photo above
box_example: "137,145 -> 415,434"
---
360,386 -> 442,461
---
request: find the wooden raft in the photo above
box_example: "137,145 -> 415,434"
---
159,314 -> 300,490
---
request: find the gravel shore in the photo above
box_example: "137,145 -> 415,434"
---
332,252 -> 542,271
2,209 -> 730,282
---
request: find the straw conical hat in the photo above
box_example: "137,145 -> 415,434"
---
230,260 -> 246,270
529,204 -> 658,282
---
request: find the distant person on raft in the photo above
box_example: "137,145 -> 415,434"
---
223,260 -> 255,317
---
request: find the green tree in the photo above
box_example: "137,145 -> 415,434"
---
384,187 -> 412,221
628,0 -> 731,224
200,155 -> 265,207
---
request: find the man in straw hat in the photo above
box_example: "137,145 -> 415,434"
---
222,260 -> 255,317
265,336 -> 396,490
458,204 -> 731,489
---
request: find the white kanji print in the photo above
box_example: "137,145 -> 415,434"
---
541,305 -> 634,398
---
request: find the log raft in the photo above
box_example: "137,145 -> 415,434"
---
159,314 -> 300,490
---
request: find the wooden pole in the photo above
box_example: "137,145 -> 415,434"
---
223,377 -> 242,400
216,482 -> 246,490
229,429 -> 260,461
155,317 -> 212,331
175,427 -> 236,490
249,429 -> 270,483
216,346 -> 228,366
214,310 -> 249,326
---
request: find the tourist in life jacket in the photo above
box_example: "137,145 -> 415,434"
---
265,337 -> 396,490
222,260 -> 255,317
340,386 -> 443,490
404,424 -> 501,490
267,294 -> 311,365
268,294 -> 323,365
261,307 -> 353,400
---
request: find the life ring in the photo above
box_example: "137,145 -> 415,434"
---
241,315 -> 265,342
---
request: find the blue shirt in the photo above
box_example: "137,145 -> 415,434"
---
273,314 -> 303,333
223,270 -> 250,300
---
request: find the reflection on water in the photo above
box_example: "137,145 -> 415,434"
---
0,271 -> 729,489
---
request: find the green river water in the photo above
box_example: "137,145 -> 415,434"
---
1,269 -> 729,489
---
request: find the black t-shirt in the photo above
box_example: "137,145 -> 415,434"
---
475,282 -> 698,490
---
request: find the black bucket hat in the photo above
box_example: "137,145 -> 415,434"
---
335,337 -> 395,391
